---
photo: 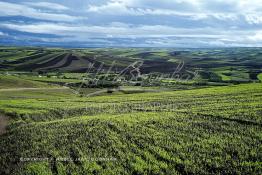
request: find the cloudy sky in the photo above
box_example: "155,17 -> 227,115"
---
0,0 -> 262,47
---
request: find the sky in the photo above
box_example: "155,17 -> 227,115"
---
0,0 -> 262,47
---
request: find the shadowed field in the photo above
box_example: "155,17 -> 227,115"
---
0,115 -> 8,135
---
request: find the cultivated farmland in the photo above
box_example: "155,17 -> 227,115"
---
0,47 -> 261,175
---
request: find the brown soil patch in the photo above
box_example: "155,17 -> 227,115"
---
0,115 -> 8,135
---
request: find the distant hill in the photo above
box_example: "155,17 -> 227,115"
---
0,47 -> 262,82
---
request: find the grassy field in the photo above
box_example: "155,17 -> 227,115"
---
0,82 -> 261,174
0,75 -> 55,89
258,73 -> 262,81
0,47 -> 262,174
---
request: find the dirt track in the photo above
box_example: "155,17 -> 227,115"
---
0,87 -> 69,92
0,115 -> 8,135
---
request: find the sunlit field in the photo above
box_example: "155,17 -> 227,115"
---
0,47 -> 262,174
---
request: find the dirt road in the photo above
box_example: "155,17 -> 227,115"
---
0,87 -> 69,92
0,115 -> 8,135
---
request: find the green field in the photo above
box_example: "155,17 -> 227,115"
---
258,73 -> 262,81
1,47 -> 262,84
0,75 -> 55,89
0,47 -> 262,175
0,82 -> 262,174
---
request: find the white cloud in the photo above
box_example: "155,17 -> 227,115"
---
24,2 -> 69,11
0,22 -> 215,37
0,2 -> 81,22
87,0 -> 200,16
88,1 -> 139,16
245,14 -> 262,25
2,21 -> 261,46
248,31 -> 262,41
87,0 -> 262,24
237,0 -> 262,13
0,22 -> 256,39
0,0 -> 261,47
87,1 -> 239,21
87,1 -> 184,16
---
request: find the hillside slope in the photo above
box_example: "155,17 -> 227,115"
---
1,48 -> 262,83
0,83 -> 261,174
0,75 -> 55,89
